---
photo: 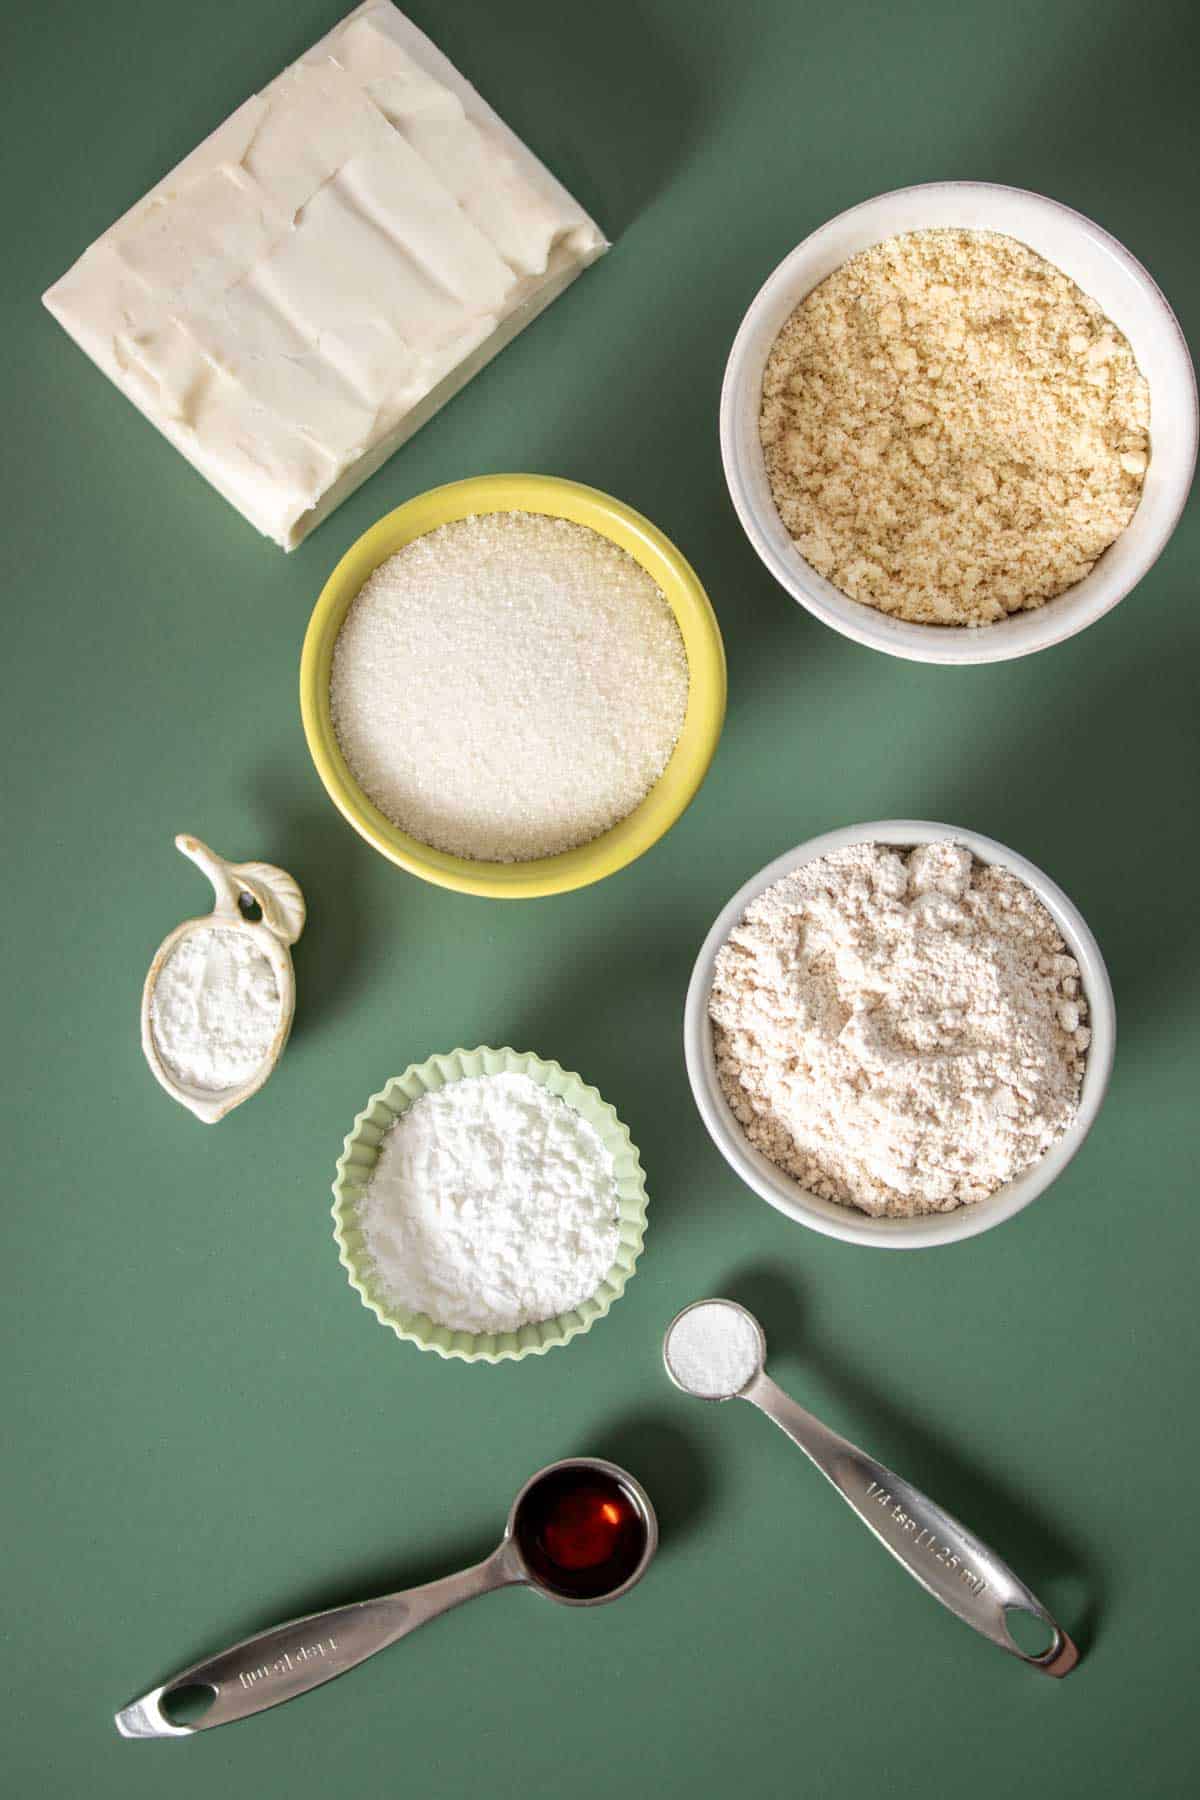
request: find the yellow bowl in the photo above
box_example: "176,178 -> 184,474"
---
299,474 -> 726,899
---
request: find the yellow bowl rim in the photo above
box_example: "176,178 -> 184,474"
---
299,473 -> 727,898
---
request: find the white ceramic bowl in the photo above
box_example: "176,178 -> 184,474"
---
684,821 -> 1116,1248
721,182 -> 1197,664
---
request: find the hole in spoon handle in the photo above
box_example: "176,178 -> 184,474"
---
1011,1615 -> 1080,1678
748,1376 -> 1080,1676
115,1554 -> 512,1737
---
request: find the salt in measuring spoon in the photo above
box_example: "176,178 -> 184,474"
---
662,1300 -> 1078,1676
115,1457 -> 657,1738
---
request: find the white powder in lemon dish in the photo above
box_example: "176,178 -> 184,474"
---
360,1073 -> 622,1335
151,927 -> 281,1091
329,511 -> 689,863
710,843 -> 1090,1218
665,1302 -> 762,1398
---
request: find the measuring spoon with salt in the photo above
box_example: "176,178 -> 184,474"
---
115,1457 -> 657,1737
663,1299 -> 1078,1676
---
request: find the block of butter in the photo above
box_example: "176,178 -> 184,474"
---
43,2 -> 606,549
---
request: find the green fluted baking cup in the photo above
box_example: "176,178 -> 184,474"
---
332,1046 -> 649,1364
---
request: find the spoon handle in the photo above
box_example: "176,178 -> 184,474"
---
745,1373 -> 1077,1676
115,1550 -> 514,1737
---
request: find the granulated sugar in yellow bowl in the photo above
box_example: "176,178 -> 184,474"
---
300,475 -> 726,898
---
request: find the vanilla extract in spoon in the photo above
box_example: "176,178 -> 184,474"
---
514,1464 -> 649,1600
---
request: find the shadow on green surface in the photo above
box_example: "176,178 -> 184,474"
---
934,638 -> 1197,1052
510,922 -> 719,1228
585,1412 -> 718,1554
137,1525 -> 503,1697
723,1261 -> 1103,1659
248,763 -> 378,1041
976,0 -> 1200,250
419,0 -> 717,240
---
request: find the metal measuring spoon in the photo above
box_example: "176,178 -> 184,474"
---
663,1300 -> 1078,1676
115,1457 -> 657,1738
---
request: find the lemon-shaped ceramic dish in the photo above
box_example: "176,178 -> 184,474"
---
332,1046 -> 649,1363
300,474 -> 726,898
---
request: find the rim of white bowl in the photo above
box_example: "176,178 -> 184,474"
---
683,821 -> 1116,1248
720,180 -> 1198,665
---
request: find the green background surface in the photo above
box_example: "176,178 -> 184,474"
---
4,0 -> 1198,1792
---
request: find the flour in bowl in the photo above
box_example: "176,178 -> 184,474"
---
761,229 -> 1150,625
710,842 -> 1090,1217
359,1072 -> 621,1334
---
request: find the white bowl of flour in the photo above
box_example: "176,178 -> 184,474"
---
721,181 -> 1197,664
684,821 -> 1115,1248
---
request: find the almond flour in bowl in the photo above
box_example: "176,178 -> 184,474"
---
760,227 -> 1150,627
707,839 -> 1092,1220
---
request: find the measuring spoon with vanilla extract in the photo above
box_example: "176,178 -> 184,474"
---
115,1457 -> 656,1738
663,1299 -> 1079,1677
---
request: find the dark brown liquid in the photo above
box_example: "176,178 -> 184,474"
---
514,1467 -> 648,1600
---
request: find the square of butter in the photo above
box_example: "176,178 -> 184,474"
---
43,2 -> 607,549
